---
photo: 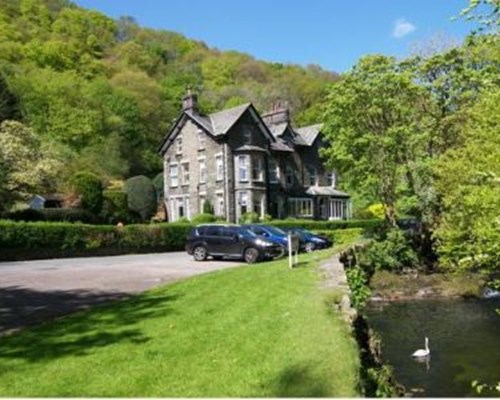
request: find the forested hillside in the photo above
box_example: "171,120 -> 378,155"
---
0,0 -> 337,188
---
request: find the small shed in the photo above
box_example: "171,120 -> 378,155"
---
29,194 -> 64,210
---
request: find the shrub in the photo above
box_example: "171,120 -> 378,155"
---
239,212 -> 259,223
176,217 -> 190,223
191,213 -> 216,224
100,190 -> 139,224
366,203 -> 385,219
203,199 -> 214,215
260,213 -> 273,222
268,219 -> 382,231
313,228 -> 364,245
126,175 -> 157,221
70,172 -> 104,214
358,228 -> 418,273
152,173 -> 164,200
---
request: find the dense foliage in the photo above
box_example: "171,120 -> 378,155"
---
69,171 -> 103,214
0,0 -> 336,191
125,175 -> 157,221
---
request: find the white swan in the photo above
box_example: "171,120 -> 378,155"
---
412,337 -> 430,357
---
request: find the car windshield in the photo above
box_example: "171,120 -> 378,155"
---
264,226 -> 287,236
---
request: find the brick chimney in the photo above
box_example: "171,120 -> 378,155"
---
182,88 -> 198,114
261,101 -> 290,126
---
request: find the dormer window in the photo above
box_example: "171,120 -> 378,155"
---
198,130 -> 205,150
176,135 -> 183,154
243,127 -> 252,144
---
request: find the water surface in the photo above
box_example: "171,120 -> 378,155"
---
366,298 -> 500,397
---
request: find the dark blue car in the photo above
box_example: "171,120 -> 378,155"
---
283,227 -> 333,252
242,224 -> 288,251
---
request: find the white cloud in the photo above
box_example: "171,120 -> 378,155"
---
393,18 -> 416,38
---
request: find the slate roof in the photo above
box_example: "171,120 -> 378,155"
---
268,122 -> 288,138
294,124 -> 323,146
306,187 -> 350,198
209,103 -> 252,136
270,138 -> 294,152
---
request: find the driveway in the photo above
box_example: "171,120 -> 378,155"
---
0,252 -> 243,335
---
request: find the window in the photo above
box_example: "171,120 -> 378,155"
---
182,162 -> 189,185
238,155 -> 249,181
327,172 -> 336,187
286,165 -> 294,186
238,191 -> 248,215
243,127 -> 252,144
252,155 -> 264,181
199,194 -> 206,213
176,135 -> 182,154
288,198 -> 313,218
169,164 -> 178,187
216,193 -> 225,217
198,130 -> 205,149
308,167 -> 317,187
216,154 -> 224,181
199,158 -> 207,183
176,198 -> 185,218
268,159 -> 279,183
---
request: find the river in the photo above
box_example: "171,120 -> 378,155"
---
366,298 -> 500,397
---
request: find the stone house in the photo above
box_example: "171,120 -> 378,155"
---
158,91 -> 351,222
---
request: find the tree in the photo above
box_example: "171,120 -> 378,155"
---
321,55 -> 427,226
0,120 -> 60,211
125,175 -> 157,221
70,171 -> 104,215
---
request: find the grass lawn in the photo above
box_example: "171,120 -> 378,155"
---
0,249 -> 360,397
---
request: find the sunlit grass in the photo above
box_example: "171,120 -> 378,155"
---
0,249 -> 360,397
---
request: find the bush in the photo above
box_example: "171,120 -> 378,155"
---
260,213 -> 273,222
152,173 -> 164,200
100,190 -> 139,224
126,175 -> 157,221
239,212 -> 259,223
313,228 -> 364,245
176,217 -> 190,223
191,213 -> 216,224
358,228 -> 418,273
268,219 -> 382,231
70,172 -> 104,214
203,200 -> 214,215
0,220 -> 193,261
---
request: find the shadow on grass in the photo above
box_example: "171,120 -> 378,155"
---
267,364 -> 330,397
0,286 -> 180,364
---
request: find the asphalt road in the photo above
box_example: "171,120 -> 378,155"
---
0,252 -> 243,335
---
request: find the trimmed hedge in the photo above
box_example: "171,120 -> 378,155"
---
268,219 -> 382,231
0,220 -> 192,261
312,228 -> 364,245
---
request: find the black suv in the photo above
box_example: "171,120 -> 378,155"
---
186,224 -> 283,263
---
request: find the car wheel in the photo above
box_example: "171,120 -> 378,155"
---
244,247 -> 260,264
305,242 -> 315,253
193,246 -> 208,261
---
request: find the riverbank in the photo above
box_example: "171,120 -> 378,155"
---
369,270 -> 487,301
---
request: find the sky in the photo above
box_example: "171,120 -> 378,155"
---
74,0 -> 475,73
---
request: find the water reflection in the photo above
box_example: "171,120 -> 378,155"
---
366,298 -> 500,397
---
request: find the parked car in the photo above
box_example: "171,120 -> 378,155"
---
242,224 -> 289,248
283,227 -> 332,252
186,224 -> 284,263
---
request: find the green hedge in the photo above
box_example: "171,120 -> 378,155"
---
312,228 -> 364,245
268,219 -> 382,231
2,208 -> 98,223
0,220 -> 192,261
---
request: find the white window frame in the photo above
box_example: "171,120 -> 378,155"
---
199,157 -> 207,184
169,163 -> 179,187
216,192 -> 225,217
181,162 -> 190,186
198,130 -> 205,150
288,198 -> 313,218
252,155 -> 264,182
238,155 -> 249,182
175,135 -> 182,154
216,153 -> 224,181
268,159 -> 279,183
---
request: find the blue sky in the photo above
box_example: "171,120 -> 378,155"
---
75,0 -> 475,73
